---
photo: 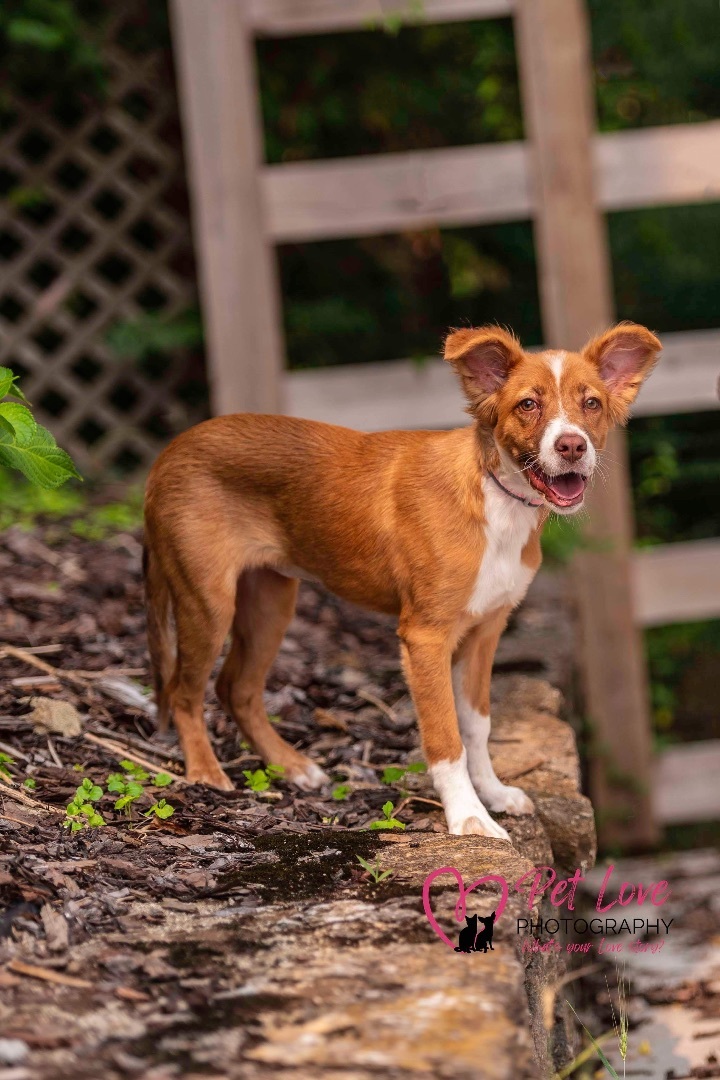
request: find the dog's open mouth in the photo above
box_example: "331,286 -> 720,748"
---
527,466 -> 587,508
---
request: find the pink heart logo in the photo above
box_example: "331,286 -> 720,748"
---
422,866 -> 509,950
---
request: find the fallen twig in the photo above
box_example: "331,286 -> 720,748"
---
7,958 -> 93,989
83,732 -> 185,780
0,778 -> 64,815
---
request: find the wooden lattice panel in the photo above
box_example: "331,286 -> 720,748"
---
0,15 -> 205,477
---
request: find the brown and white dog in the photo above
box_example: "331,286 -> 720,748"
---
144,322 -> 660,838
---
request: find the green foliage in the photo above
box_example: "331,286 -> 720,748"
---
144,798 -> 174,820
332,783 -> 351,801
23,777 -> 36,790
0,752 -> 14,783
74,776 -> 103,803
381,762 -> 427,784
0,1 -> 106,104
63,802 -> 106,832
645,620 -> 720,740
369,800 -> 406,830
243,764 -> 285,792
356,854 -> 393,884
105,309 -> 204,363
0,368 -> 80,490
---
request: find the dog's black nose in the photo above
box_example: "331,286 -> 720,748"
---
555,433 -> 587,463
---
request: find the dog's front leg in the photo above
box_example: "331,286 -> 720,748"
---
453,612 -> 534,817
399,621 -> 511,839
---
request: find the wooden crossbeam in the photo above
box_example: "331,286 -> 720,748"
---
633,540 -> 720,628
262,121 -> 720,242
248,0 -> 514,37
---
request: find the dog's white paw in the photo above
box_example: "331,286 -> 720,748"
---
449,814 -> 511,841
290,761 -> 330,791
482,784 -> 534,816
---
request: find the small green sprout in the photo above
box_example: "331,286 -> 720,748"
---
0,752 -> 14,782
118,759 -> 149,783
356,854 -> 393,883
63,802 -> 106,832
144,798 -> 175,820
74,777 -> 103,803
369,800 -> 406,830
23,777 -> 36,790
153,772 -> 173,787
332,783 -> 351,801
381,762 -> 427,784
243,764 -> 285,792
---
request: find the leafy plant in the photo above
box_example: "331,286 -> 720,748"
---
0,368 -> 80,489
356,854 -> 393,883
63,803 -> 106,832
381,762 -> 426,784
243,764 -> 285,792
369,800 -> 406,830
23,777 -> 36,790
144,798 -> 174,820
0,752 -> 14,783
73,776 -> 103,803
332,783 -> 351,801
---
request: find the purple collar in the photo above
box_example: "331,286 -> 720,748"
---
488,470 -> 543,508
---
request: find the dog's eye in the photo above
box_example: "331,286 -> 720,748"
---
518,399 -> 538,412
584,397 -> 601,410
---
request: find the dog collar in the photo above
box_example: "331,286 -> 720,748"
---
488,470 -> 543,508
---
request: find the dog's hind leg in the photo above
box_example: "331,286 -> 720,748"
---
167,572 -> 236,791
216,568 -> 329,790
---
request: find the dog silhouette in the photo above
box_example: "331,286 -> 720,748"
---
474,911 -> 496,953
454,914 -> 479,953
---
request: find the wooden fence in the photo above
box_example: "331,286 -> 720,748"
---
171,0 -> 720,846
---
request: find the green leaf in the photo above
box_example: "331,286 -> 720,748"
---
23,777 -> 36,790
332,783 -> 351,801
0,752 -> 14,764
265,764 -> 285,780
107,774 -> 126,792
114,795 -> 134,810
7,18 -> 65,50
566,1002 -> 620,1079
153,772 -> 173,787
66,801 -> 80,816
381,766 -> 405,784
0,422 -> 81,489
75,778 -> 103,802
382,801 -> 395,818
0,368 -> 14,399
407,761 -> 427,774
154,800 -> 174,819
0,402 -> 37,443
125,781 -> 144,799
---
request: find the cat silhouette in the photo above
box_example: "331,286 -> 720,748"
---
454,914 -> 479,953
474,911 -> 496,953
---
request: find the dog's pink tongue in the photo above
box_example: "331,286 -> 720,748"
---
549,472 -> 585,499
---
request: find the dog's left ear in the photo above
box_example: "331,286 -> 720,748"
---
583,323 -> 661,423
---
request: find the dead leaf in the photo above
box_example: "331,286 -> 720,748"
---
26,697 -> 82,737
314,708 -> 349,733
116,986 -> 151,1003
8,959 -> 92,989
40,904 -> 69,953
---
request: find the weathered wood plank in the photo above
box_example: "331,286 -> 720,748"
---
248,0 -> 514,37
633,329 -> 720,417
170,0 -> 285,414
633,540 -> 720,627
285,327 -> 720,430
654,741 -> 720,824
515,0 -> 657,849
262,121 -> 720,241
598,120 -> 720,210
263,142 -> 532,242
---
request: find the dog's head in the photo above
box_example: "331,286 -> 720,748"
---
444,322 -> 661,514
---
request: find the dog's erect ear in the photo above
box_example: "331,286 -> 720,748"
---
444,326 -> 524,421
583,323 -> 661,423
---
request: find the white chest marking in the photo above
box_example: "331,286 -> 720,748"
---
466,477 -> 537,617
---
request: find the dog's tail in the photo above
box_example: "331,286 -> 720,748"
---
143,542 -> 174,732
